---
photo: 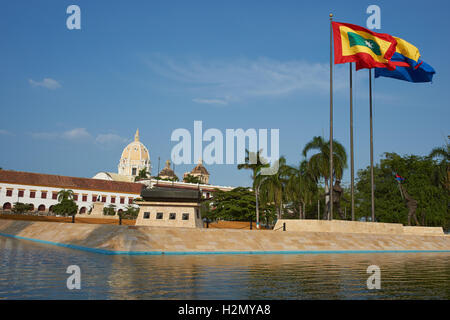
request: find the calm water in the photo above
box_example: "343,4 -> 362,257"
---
0,237 -> 449,300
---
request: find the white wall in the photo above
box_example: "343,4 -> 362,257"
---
91,172 -> 112,181
0,182 -> 140,214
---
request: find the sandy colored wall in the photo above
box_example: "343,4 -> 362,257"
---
402,226 -> 444,235
135,201 -> 203,228
0,219 -> 449,254
274,219 -> 444,236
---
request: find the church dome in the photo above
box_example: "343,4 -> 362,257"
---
191,158 -> 209,175
183,158 -> 210,184
121,133 -> 149,162
118,129 -> 151,178
159,160 -> 178,180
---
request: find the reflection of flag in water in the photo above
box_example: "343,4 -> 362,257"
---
395,173 -> 405,183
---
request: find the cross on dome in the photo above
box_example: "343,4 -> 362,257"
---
135,128 -> 140,142
118,129 -> 151,178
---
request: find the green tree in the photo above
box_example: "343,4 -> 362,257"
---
302,136 -> 347,219
135,168 -> 150,181
52,199 -> 78,217
57,189 -> 74,202
183,174 -> 202,184
285,160 -> 318,219
237,149 -> 270,227
103,204 -> 116,216
206,187 -> 258,222
428,142 -> 449,191
258,156 -> 291,219
155,176 -> 179,182
355,152 -> 449,229
12,202 -> 34,214
121,205 -> 139,219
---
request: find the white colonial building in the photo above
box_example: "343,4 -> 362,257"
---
0,129 -> 234,216
0,170 -> 143,214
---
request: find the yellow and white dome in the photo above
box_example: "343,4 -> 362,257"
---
118,129 -> 151,178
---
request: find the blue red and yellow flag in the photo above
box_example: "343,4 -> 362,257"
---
375,59 -> 435,83
390,36 -> 421,68
374,36 -> 435,83
332,22 -> 397,70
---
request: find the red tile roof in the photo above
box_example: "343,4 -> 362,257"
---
0,170 -> 144,194
191,162 -> 209,175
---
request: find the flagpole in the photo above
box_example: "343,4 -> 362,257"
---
329,13 -> 334,221
350,62 -> 355,221
369,69 -> 375,222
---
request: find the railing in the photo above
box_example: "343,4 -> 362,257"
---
273,222 -> 286,231
0,210 -> 54,216
203,220 -> 274,230
0,212 -> 136,225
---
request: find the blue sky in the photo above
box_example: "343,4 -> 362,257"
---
0,0 -> 448,187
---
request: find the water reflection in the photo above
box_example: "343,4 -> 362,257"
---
0,237 -> 449,299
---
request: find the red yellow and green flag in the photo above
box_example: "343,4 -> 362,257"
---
332,22 -> 398,70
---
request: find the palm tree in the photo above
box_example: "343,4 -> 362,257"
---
57,189 -> 74,202
237,149 -> 269,228
135,168 -> 150,181
286,160 -> 318,219
429,142 -> 450,191
183,174 -> 202,184
302,136 -> 347,220
54,189 -> 77,220
258,156 -> 291,219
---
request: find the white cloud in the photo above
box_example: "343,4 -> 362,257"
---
29,78 -> 61,90
31,132 -> 59,140
31,129 -> 130,147
192,98 -> 228,106
62,128 -> 91,140
0,129 -> 14,136
145,56 -> 349,103
95,133 -> 129,145
32,128 -> 91,141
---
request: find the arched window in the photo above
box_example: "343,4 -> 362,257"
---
79,207 -> 86,214
3,202 -> 12,210
38,205 -> 46,212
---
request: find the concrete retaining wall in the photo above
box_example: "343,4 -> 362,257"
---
135,201 -> 203,228
274,219 -> 444,236
0,219 -> 449,254
402,226 -> 444,235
